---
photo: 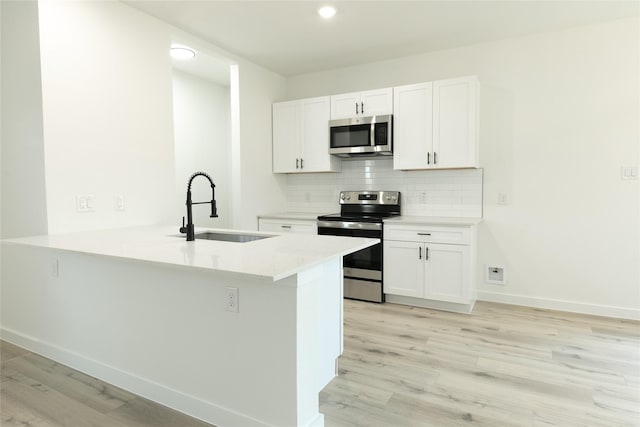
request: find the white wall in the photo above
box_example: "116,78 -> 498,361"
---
234,62 -> 288,230
0,1 -> 49,239
37,0 -> 176,233
22,1 -> 287,235
286,17 -> 640,318
172,70 -> 231,229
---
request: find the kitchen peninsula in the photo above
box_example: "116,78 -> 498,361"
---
1,226 -> 378,427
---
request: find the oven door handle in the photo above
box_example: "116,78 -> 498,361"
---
317,221 -> 382,231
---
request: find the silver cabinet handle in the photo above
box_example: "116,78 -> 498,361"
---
427,152 -> 430,165
361,102 -> 364,115
280,225 -> 292,229
300,158 -> 304,169
434,152 -> 437,165
355,102 -> 359,115
419,246 -> 422,260
417,233 -> 431,236
425,247 -> 429,260
296,158 -> 299,169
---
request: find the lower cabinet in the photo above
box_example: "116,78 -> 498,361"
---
258,218 -> 317,235
384,223 -> 476,312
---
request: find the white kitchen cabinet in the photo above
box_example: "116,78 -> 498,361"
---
258,218 -> 317,234
384,223 -> 477,312
272,96 -> 340,173
330,88 -> 393,119
383,239 -> 424,298
393,76 -> 478,170
393,82 -> 433,170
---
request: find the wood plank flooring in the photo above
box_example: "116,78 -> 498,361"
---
2,300 -> 639,426
321,300 -> 640,427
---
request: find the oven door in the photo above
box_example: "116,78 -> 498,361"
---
317,223 -> 384,302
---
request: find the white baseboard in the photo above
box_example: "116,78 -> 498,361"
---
385,294 -> 475,314
0,328 -> 269,427
477,290 -> 640,320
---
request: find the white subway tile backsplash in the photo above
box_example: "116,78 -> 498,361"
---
286,159 -> 483,217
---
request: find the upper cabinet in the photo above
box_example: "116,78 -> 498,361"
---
272,96 -> 340,174
393,82 -> 434,170
330,88 -> 393,120
393,76 -> 478,170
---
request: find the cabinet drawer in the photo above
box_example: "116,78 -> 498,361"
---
258,219 -> 317,235
384,225 -> 470,244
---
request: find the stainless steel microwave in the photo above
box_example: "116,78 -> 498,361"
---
329,115 -> 392,157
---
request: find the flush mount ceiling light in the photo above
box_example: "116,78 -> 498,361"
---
318,5 -> 336,19
170,45 -> 196,60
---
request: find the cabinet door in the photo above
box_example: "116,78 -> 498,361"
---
383,240 -> 424,298
299,96 -> 335,172
432,76 -> 478,168
272,101 -> 300,173
330,92 -> 360,119
360,88 -> 393,117
393,82 -> 433,170
424,243 -> 470,304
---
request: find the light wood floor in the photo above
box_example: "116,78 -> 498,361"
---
322,300 -> 640,427
2,301 -> 639,426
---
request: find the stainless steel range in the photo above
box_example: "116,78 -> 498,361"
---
317,191 -> 401,303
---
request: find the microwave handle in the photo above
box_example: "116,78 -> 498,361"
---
370,121 -> 376,147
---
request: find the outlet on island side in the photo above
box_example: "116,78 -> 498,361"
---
225,287 -> 239,313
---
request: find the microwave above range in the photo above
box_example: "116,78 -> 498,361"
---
329,114 -> 392,157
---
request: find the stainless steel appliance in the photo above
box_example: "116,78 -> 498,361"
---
329,115 -> 392,157
317,191 -> 401,303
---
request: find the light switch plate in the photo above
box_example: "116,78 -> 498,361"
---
621,166 -> 638,181
76,195 -> 95,212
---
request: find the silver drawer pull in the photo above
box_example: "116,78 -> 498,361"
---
280,225 -> 292,229
417,233 -> 431,236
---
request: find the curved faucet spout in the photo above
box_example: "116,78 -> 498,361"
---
180,171 -> 218,241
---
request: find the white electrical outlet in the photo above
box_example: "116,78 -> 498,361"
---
225,287 -> 239,312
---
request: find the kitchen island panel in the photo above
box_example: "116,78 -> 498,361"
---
1,242 -> 342,427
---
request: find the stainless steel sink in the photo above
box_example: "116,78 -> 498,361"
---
191,231 -> 274,243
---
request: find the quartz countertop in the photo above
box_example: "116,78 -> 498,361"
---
384,216 -> 483,226
258,212 -> 330,221
1,226 -> 377,281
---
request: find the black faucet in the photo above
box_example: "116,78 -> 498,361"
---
179,172 -> 218,241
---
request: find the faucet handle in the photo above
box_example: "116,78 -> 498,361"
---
179,216 -> 187,233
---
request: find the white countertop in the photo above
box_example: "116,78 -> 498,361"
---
384,216 -> 482,226
1,226 -> 377,281
258,212 -> 329,221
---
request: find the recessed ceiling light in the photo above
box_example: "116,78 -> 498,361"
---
170,45 -> 196,60
318,5 -> 336,19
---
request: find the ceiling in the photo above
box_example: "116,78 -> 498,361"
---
126,0 -> 639,78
